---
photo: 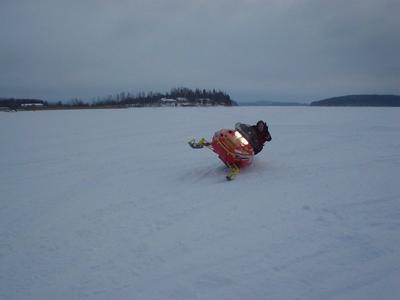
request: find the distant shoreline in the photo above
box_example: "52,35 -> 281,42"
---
238,101 -> 307,107
2,94 -> 400,111
310,94 -> 400,107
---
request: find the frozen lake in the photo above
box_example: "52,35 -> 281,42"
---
1,107 -> 400,299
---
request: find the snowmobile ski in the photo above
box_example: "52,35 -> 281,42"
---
188,138 -> 211,149
226,164 -> 240,181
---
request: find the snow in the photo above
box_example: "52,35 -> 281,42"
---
1,107 -> 400,300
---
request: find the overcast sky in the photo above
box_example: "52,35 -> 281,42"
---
1,0 -> 399,103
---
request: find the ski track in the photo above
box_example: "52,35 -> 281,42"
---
1,107 -> 400,299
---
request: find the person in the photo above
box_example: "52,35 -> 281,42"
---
250,120 -> 272,155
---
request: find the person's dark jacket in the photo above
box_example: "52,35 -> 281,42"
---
250,125 -> 272,154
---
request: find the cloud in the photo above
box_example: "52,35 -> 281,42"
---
1,0 -> 399,101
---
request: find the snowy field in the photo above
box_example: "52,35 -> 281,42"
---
1,106 -> 400,300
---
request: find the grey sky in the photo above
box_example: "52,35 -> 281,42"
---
1,0 -> 399,103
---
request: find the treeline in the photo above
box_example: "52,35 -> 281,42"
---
0,88 -> 235,110
94,87 -> 235,107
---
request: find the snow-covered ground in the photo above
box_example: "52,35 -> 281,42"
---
1,107 -> 400,300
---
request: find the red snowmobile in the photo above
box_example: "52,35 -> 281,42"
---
189,123 -> 269,180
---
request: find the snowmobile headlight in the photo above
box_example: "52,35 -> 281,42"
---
235,131 -> 249,145
240,137 -> 249,145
